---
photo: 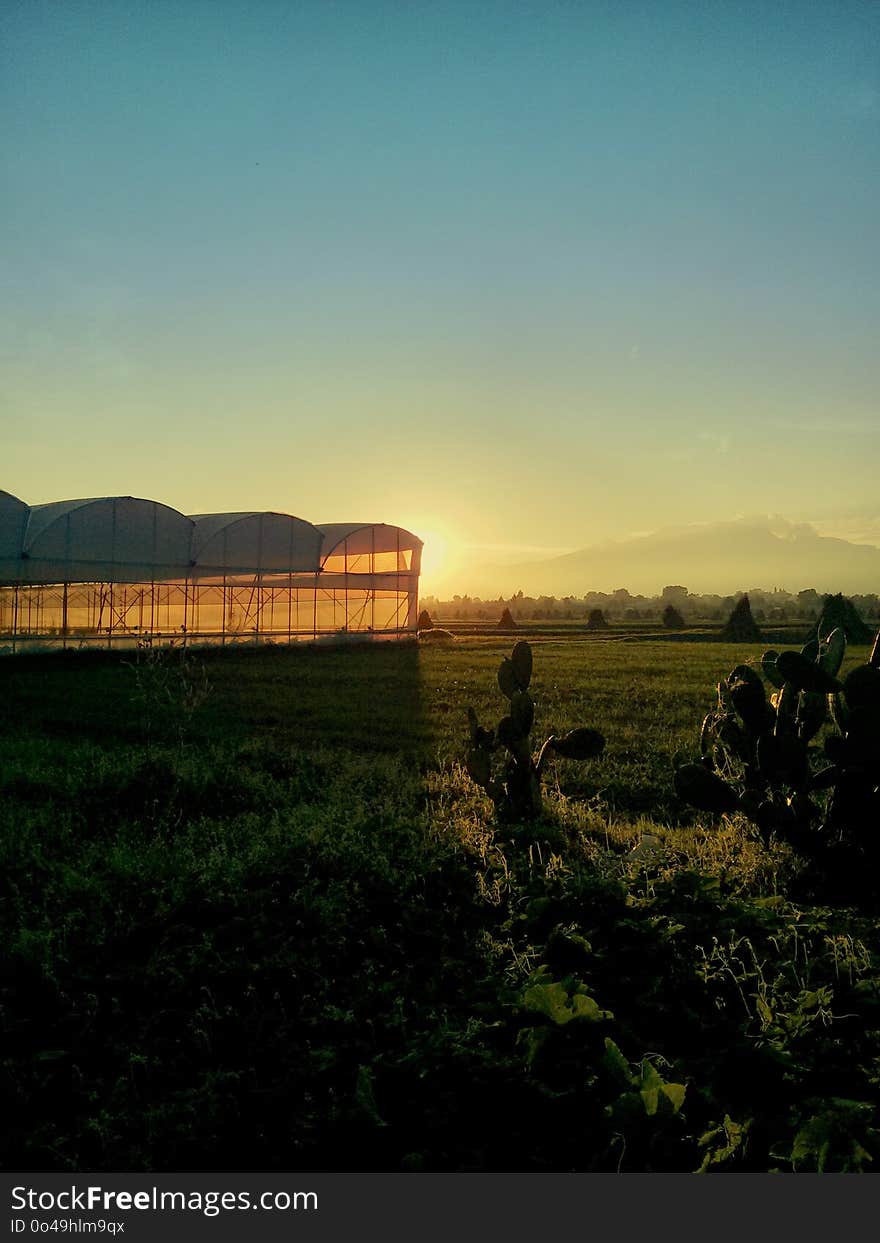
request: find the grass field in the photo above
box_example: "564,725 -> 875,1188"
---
2,636 -> 879,1172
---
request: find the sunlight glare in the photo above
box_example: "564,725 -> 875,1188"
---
398,517 -> 458,593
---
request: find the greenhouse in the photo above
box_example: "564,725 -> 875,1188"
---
0,491 -> 422,650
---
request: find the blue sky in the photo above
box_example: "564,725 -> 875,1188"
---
2,1 -> 878,589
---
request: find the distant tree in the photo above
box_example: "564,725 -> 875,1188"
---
721,594 -> 762,642
662,585 -> 689,603
662,604 -> 686,630
498,607 -> 518,630
811,593 -> 873,644
417,609 -> 434,631
586,608 -> 609,630
798,588 -> 820,613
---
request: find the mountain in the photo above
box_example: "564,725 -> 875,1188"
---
467,518 -> 880,597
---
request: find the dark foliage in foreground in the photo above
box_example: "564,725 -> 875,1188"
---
2,640 -> 879,1172
675,627 -> 880,882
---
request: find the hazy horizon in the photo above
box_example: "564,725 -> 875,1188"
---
418,514 -> 880,599
3,2 -> 878,595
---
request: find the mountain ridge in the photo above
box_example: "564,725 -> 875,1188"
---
464,518 -> 880,597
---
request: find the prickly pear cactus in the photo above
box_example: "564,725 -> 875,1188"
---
466,640 -> 604,824
674,625 -> 880,861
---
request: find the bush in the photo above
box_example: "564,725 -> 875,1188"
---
721,595 -> 762,642
811,593 -> 873,645
662,605 -> 686,630
418,627 -> 455,644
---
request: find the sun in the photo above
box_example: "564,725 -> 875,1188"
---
397,516 -> 457,593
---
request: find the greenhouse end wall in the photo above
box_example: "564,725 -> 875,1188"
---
0,493 -> 422,651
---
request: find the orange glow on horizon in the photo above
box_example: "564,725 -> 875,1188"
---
397,517 -> 460,595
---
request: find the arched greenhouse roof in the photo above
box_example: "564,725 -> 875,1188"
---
11,496 -> 193,585
317,523 -> 423,567
189,512 -> 324,576
0,492 -> 423,592
0,491 -> 29,560
23,497 -> 194,564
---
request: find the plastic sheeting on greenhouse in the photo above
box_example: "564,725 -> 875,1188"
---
0,491 -> 422,650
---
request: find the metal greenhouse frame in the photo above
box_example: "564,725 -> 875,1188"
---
0,491 -> 422,652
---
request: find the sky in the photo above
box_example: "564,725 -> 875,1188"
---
2,1 -> 878,594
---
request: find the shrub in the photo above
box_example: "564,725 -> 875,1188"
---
418,627 -> 455,644
721,595 -> 762,642
811,593 -> 873,645
674,627 -> 880,873
662,605 -> 686,630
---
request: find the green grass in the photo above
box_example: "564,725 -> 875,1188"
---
2,638 -> 878,1172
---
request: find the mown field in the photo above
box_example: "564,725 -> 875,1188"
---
2,636 -> 879,1172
